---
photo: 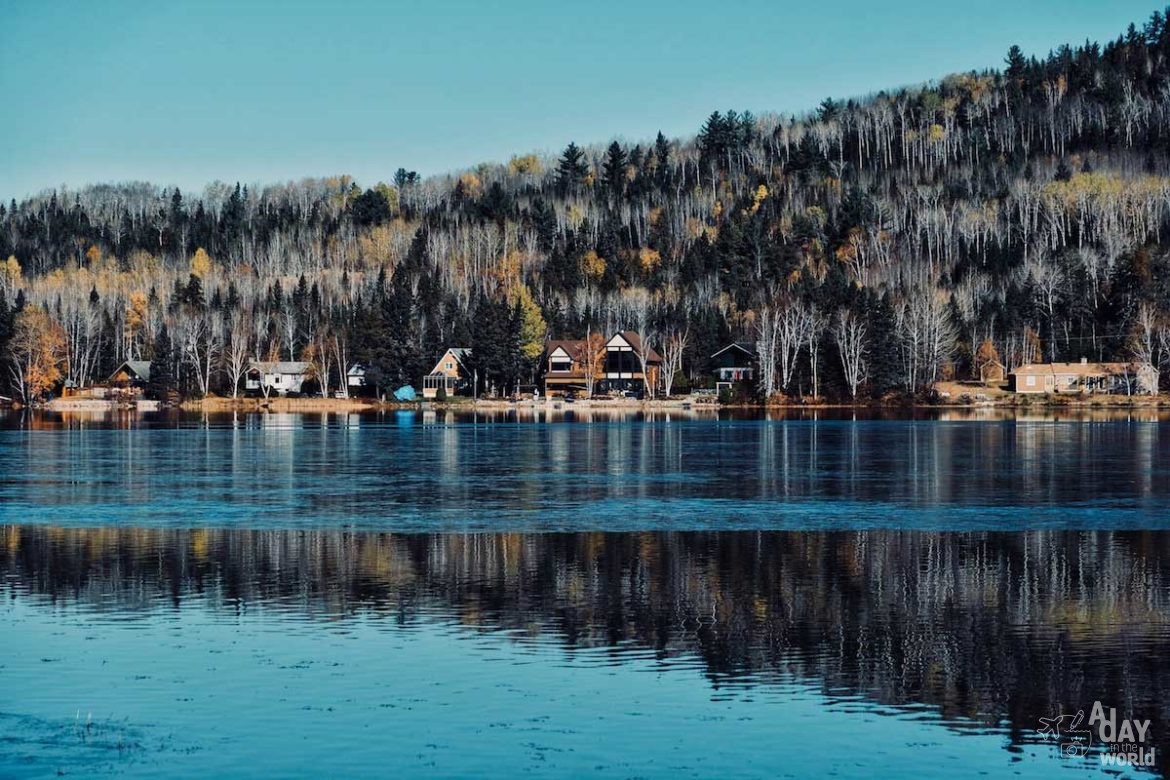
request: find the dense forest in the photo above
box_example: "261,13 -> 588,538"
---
7,9 -> 1170,401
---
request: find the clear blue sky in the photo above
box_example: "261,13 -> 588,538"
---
0,0 -> 1160,200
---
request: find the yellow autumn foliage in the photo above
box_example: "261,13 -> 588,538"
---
513,284 -> 547,360
637,247 -> 662,273
458,172 -> 483,198
10,308 -> 67,400
3,255 -> 20,288
508,154 -> 543,176
190,247 -> 213,278
749,184 -> 769,214
581,250 -> 606,281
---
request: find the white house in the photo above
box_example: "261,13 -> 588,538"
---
347,363 -> 368,389
246,361 -> 312,395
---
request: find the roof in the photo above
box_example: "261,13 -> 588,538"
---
442,350 -> 470,369
711,341 -> 757,360
431,347 -> 471,373
546,339 -> 588,360
1010,361 -> 1153,377
248,361 -> 311,374
612,331 -> 663,363
109,360 -> 152,382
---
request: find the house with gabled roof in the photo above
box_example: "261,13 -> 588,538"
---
109,360 -> 152,387
104,360 -> 153,398
423,347 -> 472,398
541,331 -> 661,397
710,341 -> 756,382
599,331 -> 662,395
542,339 -> 590,397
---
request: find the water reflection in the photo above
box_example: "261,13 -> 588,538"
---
4,526 -> 1168,774
2,413 -> 1169,530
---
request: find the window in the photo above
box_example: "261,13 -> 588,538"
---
551,359 -> 573,372
1026,375 -> 1036,388
445,362 -> 453,370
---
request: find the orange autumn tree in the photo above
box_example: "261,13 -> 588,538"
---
7,308 -> 68,403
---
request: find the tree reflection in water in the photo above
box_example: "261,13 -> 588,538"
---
5,525 -> 1169,771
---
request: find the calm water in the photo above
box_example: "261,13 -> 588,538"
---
2,411 -> 1169,777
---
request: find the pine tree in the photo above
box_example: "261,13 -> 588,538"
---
653,131 -> 672,190
602,142 -> 627,201
557,142 -> 589,192
151,324 -> 176,397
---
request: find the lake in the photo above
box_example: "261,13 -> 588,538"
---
2,410 -> 1168,777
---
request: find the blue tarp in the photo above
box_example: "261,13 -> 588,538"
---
393,385 -> 417,402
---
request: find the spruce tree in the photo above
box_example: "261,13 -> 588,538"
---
602,142 -> 627,201
556,142 -> 589,193
151,325 -> 176,397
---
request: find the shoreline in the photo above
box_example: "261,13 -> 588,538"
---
175,393 -> 1170,414
23,392 -> 1170,415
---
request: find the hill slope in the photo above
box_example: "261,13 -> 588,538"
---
5,8 -> 1170,400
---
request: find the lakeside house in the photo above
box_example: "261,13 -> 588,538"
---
543,339 -> 589,396
347,364 -> 368,390
246,361 -> 311,396
600,332 -> 661,395
423,348 -> 472,399
107,360 -> 153,398
1009,359 -> 1158,395
540,331 -> 661,397
710,342 -> 757,382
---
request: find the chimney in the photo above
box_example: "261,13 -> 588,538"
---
1080,357 -> 1088,365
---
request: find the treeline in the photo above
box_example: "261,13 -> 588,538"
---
8,9 -> 1170,401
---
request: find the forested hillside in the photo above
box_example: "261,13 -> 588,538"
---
6,9 -> 1170,401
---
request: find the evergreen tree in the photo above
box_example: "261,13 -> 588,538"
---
602,141 -> 628,201
556,142 -> 589,192
151,324 -> 176,397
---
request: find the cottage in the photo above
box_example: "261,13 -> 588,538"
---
1009,359 -> 1158,396
422,348 -> 472,399
107,360 -> 153,397
246,361 -> 312,396
710,342 -> 756,382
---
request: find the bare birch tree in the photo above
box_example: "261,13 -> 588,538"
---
834,309 -> 868,399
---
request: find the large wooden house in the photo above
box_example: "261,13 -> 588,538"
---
599,331 -> 661,395
541,331 -> 661,397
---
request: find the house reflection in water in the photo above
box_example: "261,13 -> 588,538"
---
4,525 -> 1169,771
